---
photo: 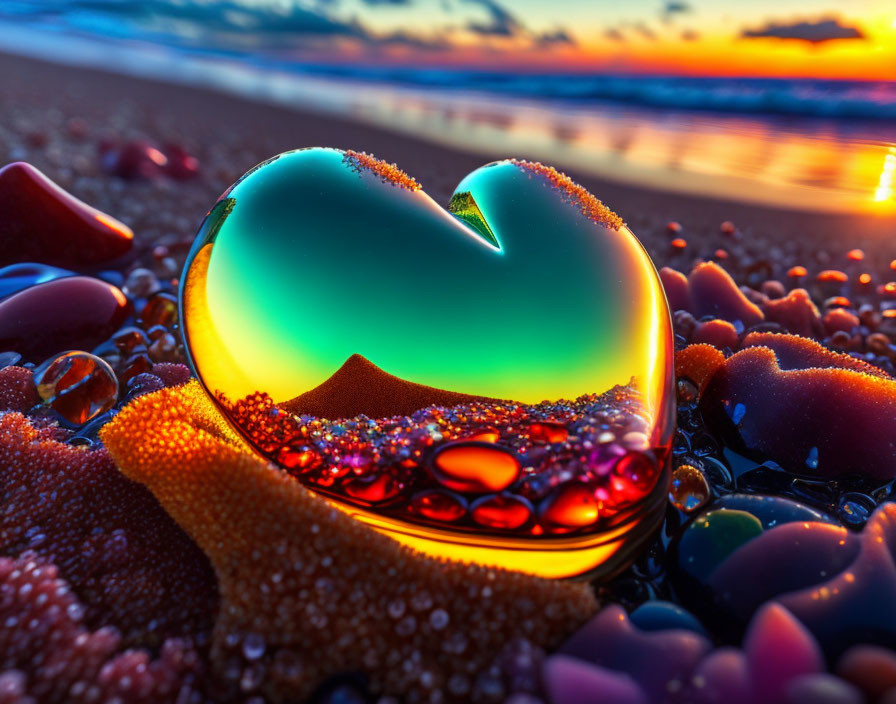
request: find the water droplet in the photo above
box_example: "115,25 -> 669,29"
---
805,446 -> 819,470
241,634 -> 266,661
471,494 -> 532,530
669,465 -> 710,513
528,421 -> 568,444
34,351 -> 118,425
539,482 -> 599,530
429,608 -> 449,630
431,442 -> 520,493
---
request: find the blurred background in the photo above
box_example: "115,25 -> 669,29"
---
1,0 -> 895,217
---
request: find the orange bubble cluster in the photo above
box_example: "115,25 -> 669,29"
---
509,159 -> 624,231
343,149 -> 421,191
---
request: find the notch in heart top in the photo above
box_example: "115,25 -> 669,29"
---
181,148 -> 674,579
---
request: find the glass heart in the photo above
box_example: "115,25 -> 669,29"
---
181,148 -> 674,579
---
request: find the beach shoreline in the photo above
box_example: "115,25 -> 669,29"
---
1,48 -> 895,279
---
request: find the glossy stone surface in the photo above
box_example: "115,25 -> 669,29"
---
181,148 -> 674,578
0,276 -> 131,363
0,162 -> 133,267
0,263 -> 74,300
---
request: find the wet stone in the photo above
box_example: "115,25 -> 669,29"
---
34,351 -> 119,425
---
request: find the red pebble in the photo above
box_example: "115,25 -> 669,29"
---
837,645 -> 896,701
670,237 -> 687,251
689,262 -> 764,326
103,139 -> 169,180
823,308 -> 860,336
666,221 -> 682,235
847,248 -> 865,261
0,366 -> 38,412
660,267 -> 691,313
701,341 -> 896,479
692,319 -> 739,350
720,220 -> 736,235
760,280 -> 786,299
162,143 -> 200,180
0,162 -> 133,267
761,289 -> 823,338
0,276 -> 130,362
139,292 -> 178,328
151,362 -> 192,388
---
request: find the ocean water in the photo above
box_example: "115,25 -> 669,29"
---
2,0 -> 896,214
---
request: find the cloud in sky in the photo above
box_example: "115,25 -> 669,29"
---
604,27 -> 626,43
740,17 -> 866,44
661,1 -> 691,23
632,21 -> 657,41
463,0 -> 523,37
535,28 -> 576,47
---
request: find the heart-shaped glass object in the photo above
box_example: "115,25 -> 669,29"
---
181,148 -> 674,579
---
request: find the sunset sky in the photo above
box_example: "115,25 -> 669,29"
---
3,0 -> 896,80
243,0 -> 896,79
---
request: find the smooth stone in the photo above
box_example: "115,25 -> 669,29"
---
690,648 -> 752,704
0,263 -> 75,300
785,674 -> 863,704
744,603 -> 824,704
629,601 -> 707,637
542,656 -> 646,704
559,604 -> 709,704
709,520 -> 859,621
0,162 -> 133,266
836,645 -> 896,700
0,276 -> 131,363
677,509 -> 763,583
712,494 -> 836,529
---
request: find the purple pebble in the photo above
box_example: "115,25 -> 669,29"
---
151,362 -> 192,388
542,656 -> 646,704
559,604 -> 710,703
690,647 -> 751,704
785,674 -> 863,704
745,603 -> 824,704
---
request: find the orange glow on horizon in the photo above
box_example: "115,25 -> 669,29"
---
312,12 -> 896,82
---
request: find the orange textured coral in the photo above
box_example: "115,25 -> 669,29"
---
510,159 -> 624,231
101,381 -> 596,703
675,344 -> 725,395
343,150 -> 421,191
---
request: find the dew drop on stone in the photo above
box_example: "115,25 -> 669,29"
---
669,465 -> 711,513
34,351 -> 118,425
